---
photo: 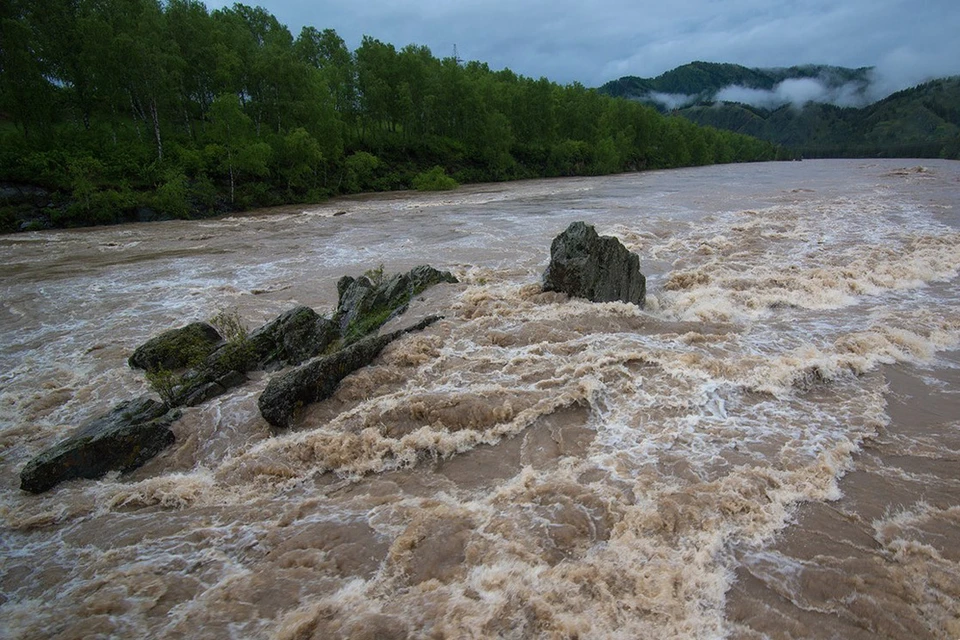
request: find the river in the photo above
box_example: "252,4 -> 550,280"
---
1,159 -> 959,639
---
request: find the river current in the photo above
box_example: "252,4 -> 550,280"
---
1,159 -> 959,639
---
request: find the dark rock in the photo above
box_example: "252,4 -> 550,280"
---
136,206 -> 160,223
135,307 -> 337,408
542,221 -> 646,306
335,265 -> 457,342
259,316 -> 443,429
19,397 -> 180,493
129,322 -> 223,372
18,217 -> 52,232
181,370 -> 250,407
248,306 -> 339,369
182,381 -> 225,407
0,183 -> 51,206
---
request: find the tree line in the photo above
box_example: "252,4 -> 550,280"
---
0,0 -> 781,231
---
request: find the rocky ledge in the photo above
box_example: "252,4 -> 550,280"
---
20,265 -> 458,492
20,397 -> 180,493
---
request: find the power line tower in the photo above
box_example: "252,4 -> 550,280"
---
453,44 -> 463,66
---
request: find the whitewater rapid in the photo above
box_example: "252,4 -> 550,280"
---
1,159 -> 959,639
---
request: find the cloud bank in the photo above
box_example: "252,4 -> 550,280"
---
203,0 -> 960,99
714,77 -> 871,109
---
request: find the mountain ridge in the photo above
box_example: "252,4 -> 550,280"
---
598,62 -> 960,158
601,61 -> 873,105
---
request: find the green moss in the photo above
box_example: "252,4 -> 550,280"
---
342,303 -> 402,344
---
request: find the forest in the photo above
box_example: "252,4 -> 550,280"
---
0,0 -> 780,232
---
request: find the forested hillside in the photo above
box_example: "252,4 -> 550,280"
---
601,61 -> 871,104
600,62 -> 960,159
0,1 -> 778,232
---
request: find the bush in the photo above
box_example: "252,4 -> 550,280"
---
412,166 -> 458,191
145,367 -> 181,406
210,308 -> 255,372
153,170 -> 191,218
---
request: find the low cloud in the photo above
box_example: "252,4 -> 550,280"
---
714,77 -> 871,109
645,92 -> 698,110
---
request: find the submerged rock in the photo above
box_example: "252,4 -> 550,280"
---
128,321 -> 223,372
19,397 -> 180,493
335,265 -> 457,342
259,316 -> 443,429
542,221 -> 646,306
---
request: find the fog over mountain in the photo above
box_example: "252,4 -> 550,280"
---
632,65 -> 887,111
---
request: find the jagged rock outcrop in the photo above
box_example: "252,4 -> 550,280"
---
19,397 -> 180,493
542,221 -> 646,306
248,305 -> 340,370
259,316 -> 443,429
21,267 -> 455,492
335,265 -> 458,342
136,306 -> 340,407
128,322 -> 223,372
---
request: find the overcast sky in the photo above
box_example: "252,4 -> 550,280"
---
204,0 -> 960,95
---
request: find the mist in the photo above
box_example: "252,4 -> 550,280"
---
714,77 -> 871,109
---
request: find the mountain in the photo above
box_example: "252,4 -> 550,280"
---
600,61 -> 872,107
599,62 -> 960,158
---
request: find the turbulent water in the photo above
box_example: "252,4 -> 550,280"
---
1,159 -> 959,639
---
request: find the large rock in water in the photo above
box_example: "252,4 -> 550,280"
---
135,306 -> 340,407
248,305 -> 340,370
542,221 -> 646,306
19,397 -> 180,493
335,265 -> 458,342
128,322 -> 223,371
259,316 -> 442,429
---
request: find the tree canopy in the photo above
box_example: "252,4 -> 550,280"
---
0,0 -> 780,231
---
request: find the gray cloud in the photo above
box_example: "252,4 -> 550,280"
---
714,77 -> 870,109
205,0 -> 960,98
646,92 -> 698,110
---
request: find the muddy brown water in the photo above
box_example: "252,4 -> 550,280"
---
1,159 -> 959,639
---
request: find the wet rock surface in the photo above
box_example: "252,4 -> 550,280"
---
335,265 -> 457,342
128,321 -> 223,372
248,305 -> 340,370
21,268 -> 455,492
542,221 -> 646,306
19,397 -> 180,493
258,316 -> 443,429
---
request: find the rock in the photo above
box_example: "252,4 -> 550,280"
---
181,370 -> 248,407
0,183 -> 51,206
335,265 -> 457,342
542,221 -> 646,306
135,206 -> 160,223
129,322 -> 223,372
248,305 -> 340,370
19,397 -> 181,493
136,307 -> 339,408
259,316 -> 443,429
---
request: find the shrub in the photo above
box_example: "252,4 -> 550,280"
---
153,170 -> 191,218
412,166 -> 458,191
145,367 -> 181,406
210,307 -> 255,372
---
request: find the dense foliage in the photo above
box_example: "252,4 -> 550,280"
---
0,1 -> 778,232
601,62 -> 960,160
